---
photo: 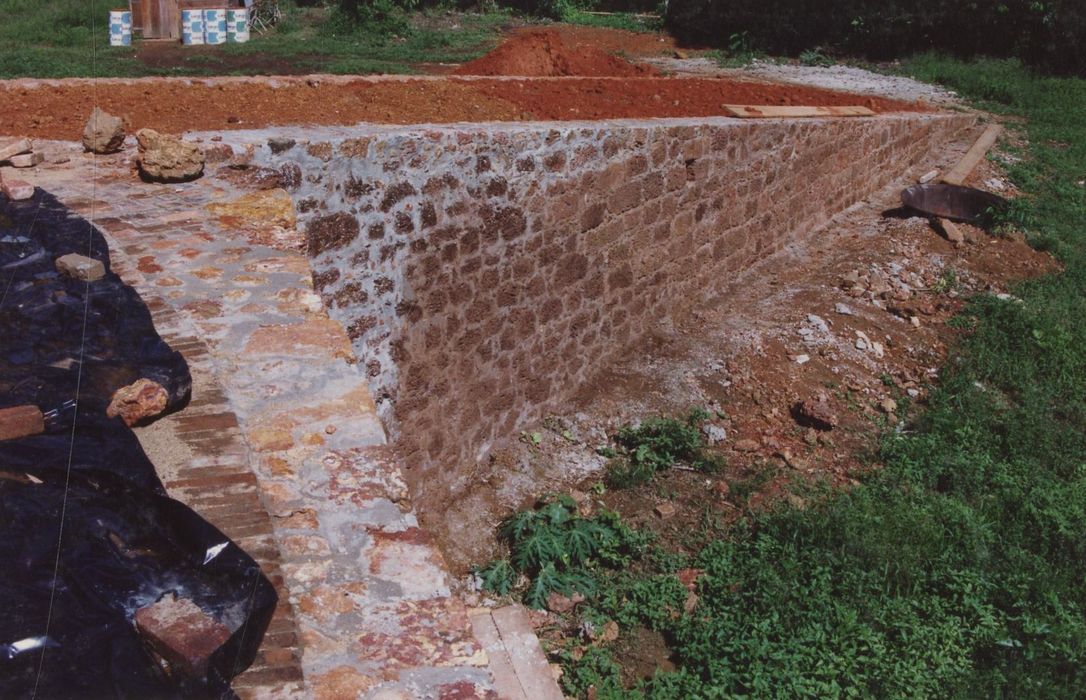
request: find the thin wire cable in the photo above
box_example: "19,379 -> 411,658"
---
0,272 -> 13,311
30,3 -> 99,695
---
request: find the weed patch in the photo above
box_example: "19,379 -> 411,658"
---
475,495 -> 649,609
605,410 -> 724,488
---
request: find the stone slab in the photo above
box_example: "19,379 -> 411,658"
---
55,252 -> 106,281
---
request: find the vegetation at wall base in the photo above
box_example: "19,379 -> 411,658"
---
605,409 -> 724,488
481,56 -> 1086,698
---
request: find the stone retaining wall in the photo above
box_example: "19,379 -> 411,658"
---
236,113 -> 974,509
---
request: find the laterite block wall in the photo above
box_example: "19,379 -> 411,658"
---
244,112 -> 974,509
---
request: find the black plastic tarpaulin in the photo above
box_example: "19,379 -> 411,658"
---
1,190 -> 276,698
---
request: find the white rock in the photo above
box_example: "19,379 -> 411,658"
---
701,424 -> 727,445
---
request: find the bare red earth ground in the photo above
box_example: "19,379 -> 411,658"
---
0,76 -> 927,139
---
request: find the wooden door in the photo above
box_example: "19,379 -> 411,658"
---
131,0 -> 179,39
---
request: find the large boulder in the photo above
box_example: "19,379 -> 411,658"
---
136,128 -> 205,183
82,107 -> 125,154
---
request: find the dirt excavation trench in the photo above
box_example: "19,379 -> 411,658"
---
198,104 -> 1009,570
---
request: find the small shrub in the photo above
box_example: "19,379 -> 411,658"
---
606,410 -> 724,488
798,48 -> 834,67
477,495 -> 649,609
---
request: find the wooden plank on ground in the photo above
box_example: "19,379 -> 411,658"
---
942,123 -> 1003,185
723,105 -> 876,119
926,123 -> 1003,244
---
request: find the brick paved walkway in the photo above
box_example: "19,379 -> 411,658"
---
12,142 -> 502,699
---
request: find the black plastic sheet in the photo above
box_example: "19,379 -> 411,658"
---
1,190 -> 276,698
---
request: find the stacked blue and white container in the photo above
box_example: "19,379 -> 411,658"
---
227,8 -> 250,43
108,10 -> 131,47
181,9 -> 205,45
203,8 -> 228,45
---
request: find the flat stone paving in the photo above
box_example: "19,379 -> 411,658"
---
10,142 -> 503,699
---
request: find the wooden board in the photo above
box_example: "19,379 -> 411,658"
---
942,123 -> 1002,185
722,105 -> 876,119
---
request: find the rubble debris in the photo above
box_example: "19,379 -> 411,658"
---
701,423 -> 728,444
82,107 -> 126,154
0,405 -> 45,441
792,397 -> 838,431
203,142 -> 235,163
136,128 -> 205,182
546,591 -> 586,613
267,136 -> 296,154
855,330 -> 885,357
55,252 -> 106,281
878,397 -> 898,414
8,152 -> 43,168
134,595 -> 232,679
937,218 -> 966,243
584,620 -> 619,644
106,378 -> 170,426
676,569 -> 704,596
0,176 -> 34,201
0,137 -> 32,162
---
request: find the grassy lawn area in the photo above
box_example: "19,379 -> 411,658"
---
0,0 -> 517,78
478,57 -> 1086,698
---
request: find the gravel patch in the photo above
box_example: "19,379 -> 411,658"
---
646,57 -> 961,106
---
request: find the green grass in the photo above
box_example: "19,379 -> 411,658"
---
482,57 -> 1086,698
560,9 -> 662,33
0,0 -> 513,78
0,0 -> 142,77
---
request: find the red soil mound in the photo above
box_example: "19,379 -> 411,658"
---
453,29 -> 658,77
